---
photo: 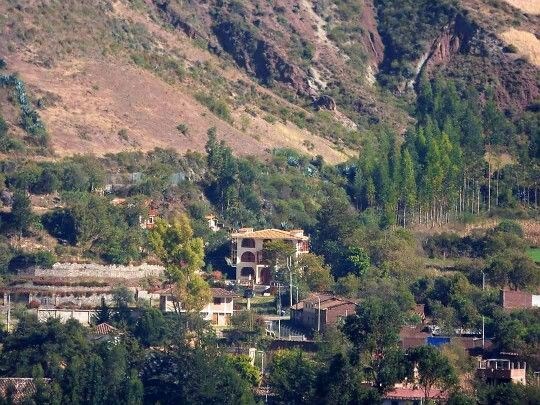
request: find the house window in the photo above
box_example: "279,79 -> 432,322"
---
241,251 -> 256,262
241,267 -> 255,278
213,297 -> 221,305
241,238 -> 255,248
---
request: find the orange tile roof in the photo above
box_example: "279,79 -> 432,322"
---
231,228 -> 308,240
0,378 -> 50,402
211,287 -> 238,298
301,294 -> 356,309
94,323 -> 118,335
384,387 -> 448,400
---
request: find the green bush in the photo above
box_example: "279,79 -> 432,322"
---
195,92 -> 233,123
8,250 -> 56,271
176,123 -> 189,135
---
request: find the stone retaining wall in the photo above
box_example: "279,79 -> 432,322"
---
19,263 -> 165,279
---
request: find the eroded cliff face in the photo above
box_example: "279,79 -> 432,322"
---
412,13 -> 538,111
360,0 -> 385,68
151,0 -> 536,117
213,19 -> 311,95
423,15 -> 476,73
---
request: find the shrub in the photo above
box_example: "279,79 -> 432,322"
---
118,129 -> 129,141
195,92 -> 233,123
503,44 -> 518,53
8,250 -> 56,272
176,123 -> 189,135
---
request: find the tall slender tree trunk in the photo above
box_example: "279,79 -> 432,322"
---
496,170 -> 500,207
477,182 -> 480,214
487,161 -> 491,212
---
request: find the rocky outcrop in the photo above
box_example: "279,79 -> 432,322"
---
153,0 -> 206,41
361,0 -> 385,67
457,28 -> 539,111
213,19 -> 311,95
313,95 -> 336,111
409,14 -> 476,89
423,14 -> 476,73
414,13 -> 538,111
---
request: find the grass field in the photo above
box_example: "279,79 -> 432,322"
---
528,248 -> 540,263
500,29 -> 540,67
504,0 -> 540,15
238,296 -> 277,314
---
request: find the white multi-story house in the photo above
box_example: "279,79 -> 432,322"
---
230,228 -> 309,285
159,287 -> 236,327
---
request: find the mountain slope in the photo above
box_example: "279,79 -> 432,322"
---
0,0 -> 537,161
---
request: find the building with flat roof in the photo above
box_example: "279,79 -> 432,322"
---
476,359 -> 526,385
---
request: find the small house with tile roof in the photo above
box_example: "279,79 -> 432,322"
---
382,386 -> 448,404
291,293 -> 356,332
89,322 -> 120,342
230,228 -> 309,285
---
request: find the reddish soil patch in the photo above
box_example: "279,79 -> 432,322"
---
7,55 -> 347,163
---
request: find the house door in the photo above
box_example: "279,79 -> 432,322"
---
260,268 -> 271,285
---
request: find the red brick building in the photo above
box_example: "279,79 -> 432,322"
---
500,290 -> 540,310
291,294 -> 356,332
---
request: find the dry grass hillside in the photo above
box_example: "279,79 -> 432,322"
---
500,29 -> 540,66
6,55 -> 349,163
0,0 -> 356,163
504,0 -> 540,15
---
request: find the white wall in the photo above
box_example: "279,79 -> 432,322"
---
161,296 -> 234,326
36,308 -> 95,326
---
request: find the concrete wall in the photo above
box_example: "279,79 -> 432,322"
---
29,292 -> 115,307
36,308 -> 96,326
20,263 -> 164,279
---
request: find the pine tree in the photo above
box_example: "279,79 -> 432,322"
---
399,149 -> 417,226
416,74 -> 433,120
10,190 -> 33,239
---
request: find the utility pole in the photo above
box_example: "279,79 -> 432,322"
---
317,295 -> 321,333
277,283 -> 281,315
488,159 -> 491,212
287,256 -> 293,309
